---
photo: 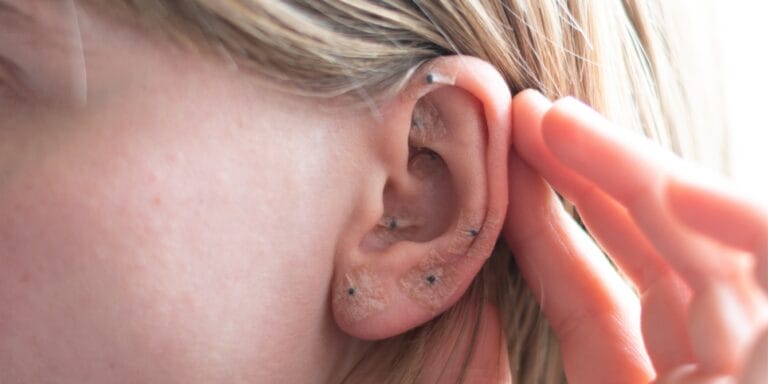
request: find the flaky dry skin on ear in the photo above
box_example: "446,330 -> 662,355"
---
331,58 -> 512,339
399,250 -> 462,313
398,123 -> 486,313
410,99 -> 447,144
398,209 -> 501,313
333,266 -> 389,324
466,209 -> 505,259
451,210 -> 486,252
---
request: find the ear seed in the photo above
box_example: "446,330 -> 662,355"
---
377,216 -> 423,232
333,267 -> 388,324
425,71 -> 455,86
399,253 -> 459,313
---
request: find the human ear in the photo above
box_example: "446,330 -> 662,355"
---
331,56 -> 512,340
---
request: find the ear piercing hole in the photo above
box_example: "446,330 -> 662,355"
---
347,287 -> 356,296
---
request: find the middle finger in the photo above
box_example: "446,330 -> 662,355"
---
512,90 -> 694,372
539,97 -> 746,289
538,97 -> 757,374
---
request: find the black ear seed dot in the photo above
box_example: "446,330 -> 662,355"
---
468,228 -> 479,237
426,73 -> 436,84
426,275 -> 437,285
347,287 -> 356,296
387,217 -> 397,231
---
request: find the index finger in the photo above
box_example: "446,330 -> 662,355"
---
505,91 -> 653,383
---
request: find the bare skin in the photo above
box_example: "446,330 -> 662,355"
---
0,2 -> 374,383
2,1 -> 766,383
506,91 -> 768,383
0,2 -> 511,383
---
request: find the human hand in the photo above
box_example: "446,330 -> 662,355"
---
502,90 -> 768,383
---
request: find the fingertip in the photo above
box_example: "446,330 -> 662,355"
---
541,96 -> 609,140
512,89 -> 553,127
513,88 -> 552,106
540,96 -> 598,150
548,96 -> 598,118
510,89 -> 552,162
539,100 -> 592,175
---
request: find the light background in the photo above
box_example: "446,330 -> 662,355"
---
716,1 -> 768,195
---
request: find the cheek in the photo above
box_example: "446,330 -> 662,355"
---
0,106 -> 344,378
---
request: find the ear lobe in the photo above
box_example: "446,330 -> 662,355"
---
331,56 -> 512,340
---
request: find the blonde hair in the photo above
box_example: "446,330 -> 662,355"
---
97,0 -> 724,382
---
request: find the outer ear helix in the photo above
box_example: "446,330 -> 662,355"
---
401,69 -> 458,103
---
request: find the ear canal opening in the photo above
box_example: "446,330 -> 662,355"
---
372,171 -> 456,245
358,98 -> 460,252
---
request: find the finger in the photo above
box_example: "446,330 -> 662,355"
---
539,97 -> 676,208
539,97 -> 758,374
688,283 -> 758,374
653,327 -> 768,384
512,90 -> 670,292
505,152 -> 652,383
655,364 -> 735,384
641,273 -> 695,374
666,176 -> 768,291
666,176 -> 768,373
512,90 -> 694,372
539,97 -> 742,289
506,96 -> 653,382
739,328 -> 768,384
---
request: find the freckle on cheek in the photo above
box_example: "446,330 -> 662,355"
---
333,267 -> 388,324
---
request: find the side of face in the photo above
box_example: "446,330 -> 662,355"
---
0,1 -> 515,383
0,2 -> 374,382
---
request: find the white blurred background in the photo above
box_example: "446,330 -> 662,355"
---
715,1 -> 768,195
